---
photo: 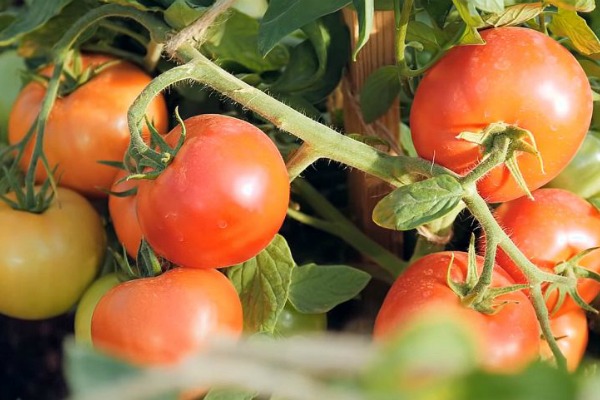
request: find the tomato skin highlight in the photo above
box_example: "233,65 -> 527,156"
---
109,170 -> 142,258
136,114 -> 290,269
492,188 -> 600,316
410,27 -> 592,203
8,53 -> 169,197
540,309 -> 588,372
0,188 -> 106,320
374,252 -> 540,373
91,267 -> 243,366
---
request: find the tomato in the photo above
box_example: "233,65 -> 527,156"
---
274,302 -> 327,336
492,188 -> 600,316
8,53 -> 169,197
546,132 -> 600,199
410,27 -> 592,203
91,267 -> 243,365
136,114 -> 290,269
540,309 -> 588,372
74,273 -> 122,344
109,169 -> 142,257
374,252 -> 540,372
0,187 -> 106,319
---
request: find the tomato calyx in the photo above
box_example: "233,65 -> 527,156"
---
26,51 -> 122,97
447,242 -> 528,315
111,238 -> 169,279
546,247 -> 600,315
457,122 -> 544,199
129,111 -> 186,179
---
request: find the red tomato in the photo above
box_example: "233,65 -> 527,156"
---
374,252 -> 540,373
136,114 -> 290,269
108,169 -> 142,257
492,188 -> 600,316
540,309 -> 588,372
91,267 -> 243,365
8,53 -> 169,197
410,27 -> 592,203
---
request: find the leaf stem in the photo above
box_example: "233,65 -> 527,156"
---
394,0 -> 413,69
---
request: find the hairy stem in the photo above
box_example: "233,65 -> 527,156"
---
286,143 -> 321,181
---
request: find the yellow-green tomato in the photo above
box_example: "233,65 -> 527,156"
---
74,273 -> 122,344
0,187 -> 106,319
274,303 -> 327,336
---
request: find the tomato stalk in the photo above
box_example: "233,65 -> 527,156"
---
285,143 -> 321,182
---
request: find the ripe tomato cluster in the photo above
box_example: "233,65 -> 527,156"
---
1,53 -> 291,366
375,27 -> 597,373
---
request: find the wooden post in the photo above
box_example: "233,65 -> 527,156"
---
342,9 -> 403,258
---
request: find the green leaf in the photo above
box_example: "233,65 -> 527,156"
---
452,0 -> 485,28
204,389 -> 257,400
100,0 -> 163,11
17,0 -> 99,59
399,122 -> 417,157
0,0 -> 74,46
373,175 -> 464,231
63,339 -> 141,396
482,3 -> 545,27
360,65 -> 401,123
545,0 -> 595,13
548,8 -> 600,55
227,234 -> 295,334
232,0 -> 268,18
203,9 -> 290,73
472,0 -> 503,14
589,197 -> 600,211
258,0 -> 350,55
406,21 -> 442,51
422,0 -> 453,28
352,0 -> 374,60
163,0 -> 206,30
269,14 -> 349,103
288,263 -> 371,313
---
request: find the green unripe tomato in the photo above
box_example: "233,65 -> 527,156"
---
274,302 -> 327,336
74,273 -> 122,344
546,132 -> 600,199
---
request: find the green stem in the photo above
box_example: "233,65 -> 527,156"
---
460,136 -> 510,188
530,284 -> 567,370
292,179 -> 406,278
464,193 -> 571,287
409,236 -> 445,263
394,0 -> 413,69
172,46 -> 451,186
99,20 -> 149,46
126,63 -> 197,168
286,143 -> 321,182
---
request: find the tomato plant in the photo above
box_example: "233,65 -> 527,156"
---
0,50 -> 25,144
74,273 -> 122,344
410,27 -> 593,203
374,251 -> 540,373
91,267 -> 243,365
108,169 -> 142,258
136,114 -> 290,269
0,187 -> 106,320
546,132 -> 600,199
8,53 -> 169,197
540,309 -> 588,372
492,188 -> 600,316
